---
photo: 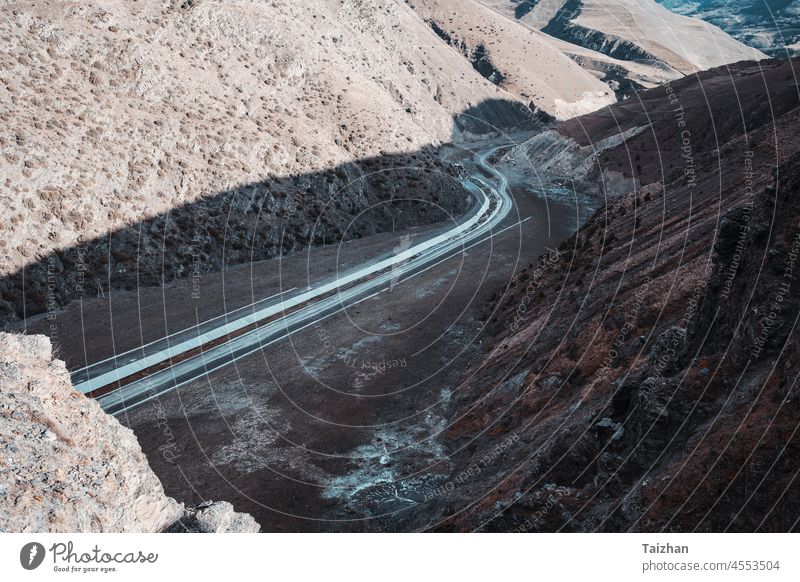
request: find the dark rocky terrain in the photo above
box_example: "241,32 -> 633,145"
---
418,57 -> 800,532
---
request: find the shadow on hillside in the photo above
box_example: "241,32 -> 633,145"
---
1,99 -> 540,330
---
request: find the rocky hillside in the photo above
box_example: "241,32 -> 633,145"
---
406,0 -> 616,118
2,1 -> 766,326
659,0 -> 800,57
0,332 -> 258,532
478,0 -> 767,75
419,57 -> 800,532
1,0 -> 535,325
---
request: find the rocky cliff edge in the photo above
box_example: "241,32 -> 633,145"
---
0,332 -> 259,533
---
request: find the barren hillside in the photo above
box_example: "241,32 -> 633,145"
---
478,0 -> 767,73
659,0 -> 800,57
419,58 -> 800,532
406,0 -> 616,118
0,0 -> 533,323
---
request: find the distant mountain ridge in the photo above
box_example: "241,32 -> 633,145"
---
478,0 -> 767,70
469,0 -> 767,98
658,0 -> 800,56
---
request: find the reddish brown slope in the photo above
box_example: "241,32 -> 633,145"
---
421,58 -> 800,532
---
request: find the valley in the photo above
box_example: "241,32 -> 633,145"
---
2,0 -> 799,539
24,139 -> 583,531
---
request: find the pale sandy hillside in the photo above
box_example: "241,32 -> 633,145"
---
0,0 -> 517,289
478,0 -> 767,74
531,29 -> 679,98
407,0 -> 616,119
478,0 -> 564,24
570,0 -> 767,71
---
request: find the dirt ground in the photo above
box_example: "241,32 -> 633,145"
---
24,213 -> 458,370
33,160 -> 581,531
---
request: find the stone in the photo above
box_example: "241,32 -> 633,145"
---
0,333 -> 259,533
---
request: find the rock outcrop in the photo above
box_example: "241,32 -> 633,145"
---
168,501 -> 261,534
0,333 -> 259,532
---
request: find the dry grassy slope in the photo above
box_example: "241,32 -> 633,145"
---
406,0 -> 616,119
478,0 -> 767,73
0,0 -> 516,283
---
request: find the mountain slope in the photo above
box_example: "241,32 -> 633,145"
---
659,0 -> 800,57
419,57 -> 800,532
406,0 -> 616,118
479,0 -> 768,73
1,0 -> 528,323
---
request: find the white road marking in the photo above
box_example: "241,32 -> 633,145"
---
396,216 -> 532,287
86,147 -> 516,413
74,287 -> 298,374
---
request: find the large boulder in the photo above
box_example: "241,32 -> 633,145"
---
0,333 -> 259,533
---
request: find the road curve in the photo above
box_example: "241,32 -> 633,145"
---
72,147 -> 515,414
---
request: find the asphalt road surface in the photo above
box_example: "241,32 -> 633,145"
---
73,147 -> 515,415
39,141 -> 583,531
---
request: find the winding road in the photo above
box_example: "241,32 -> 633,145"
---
71,147 -> 515,414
